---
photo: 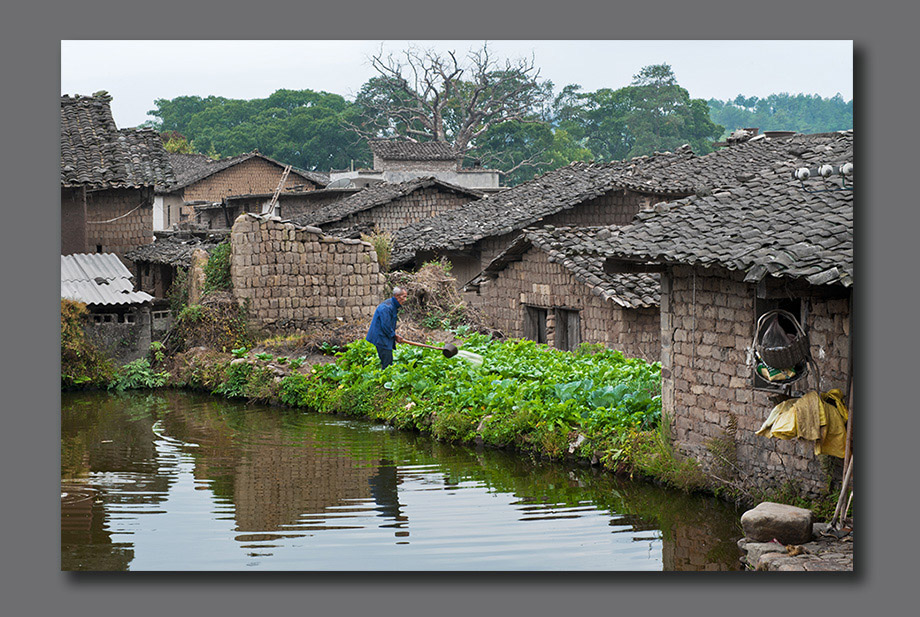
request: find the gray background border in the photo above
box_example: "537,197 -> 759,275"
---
5,0 -> 911,615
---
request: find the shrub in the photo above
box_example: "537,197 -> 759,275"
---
203,241 -> 232,293
361,231 -> 392,271
109,359 -> 169,391
167,267 -> 190,314
61,299 -> 115,389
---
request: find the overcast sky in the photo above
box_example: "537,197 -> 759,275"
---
61,40 -> 853,129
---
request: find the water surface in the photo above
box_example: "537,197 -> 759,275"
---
61,391 -> 743,571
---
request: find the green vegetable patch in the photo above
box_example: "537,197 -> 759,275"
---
279,334 -> 662,467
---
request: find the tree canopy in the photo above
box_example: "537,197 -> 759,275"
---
144,53 -> 852,187
707,93 -> 853,137
554,64 -> 725,161
147,90 -> 370,171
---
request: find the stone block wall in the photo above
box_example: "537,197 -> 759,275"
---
324,187 -> 476,235
84,187 -> 154,259
230,214 -> 387,328
662,264 -> 852,497
469,247 -> 660,360
85,305 -> 153,365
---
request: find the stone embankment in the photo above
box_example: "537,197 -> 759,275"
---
737,502 -> 853,571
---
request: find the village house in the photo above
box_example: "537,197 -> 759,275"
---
329,139 -> 502,191
125,229 -> 229,299
464,225 -> 660,360
156,151 -> 328,230
390,132 -> 846,289
288,177 -> 483,237
600,130 -> 853,498
195,184 -> 358,230
61,93 -> 175,260
61,253 -> 162,363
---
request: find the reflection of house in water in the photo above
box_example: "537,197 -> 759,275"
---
61,394 -> 168,571
231,426 -> 397,532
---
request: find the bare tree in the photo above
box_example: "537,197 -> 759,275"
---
352,43 -> 552,157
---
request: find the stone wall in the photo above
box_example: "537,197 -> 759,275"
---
661,264 -> 852,497
84,187 -> 154,259
84,305 -> 153,364
320,187 -> 475,235
470,247 -> 660,360
230,214 -> 387,328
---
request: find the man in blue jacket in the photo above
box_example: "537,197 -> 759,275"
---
366,287 -> 407,368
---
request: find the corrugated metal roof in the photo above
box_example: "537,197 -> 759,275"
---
60,253 -> 152,306
61,253 -> 133,282
61,280 -> 154,306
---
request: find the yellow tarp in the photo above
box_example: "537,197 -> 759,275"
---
756,389 -> 849,458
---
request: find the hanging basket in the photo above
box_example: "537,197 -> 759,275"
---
755,309 -> 811,369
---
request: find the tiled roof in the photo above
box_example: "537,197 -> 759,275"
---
61,253 -> 153,306
163,151 -> 326,192
288,177 -> 481,227
61,93 -> 175,190
369,139 -> 460,161
124,232 -> 228,267
601,130 -> 853,287
390,132 -> 851,269
467,226 -> 659,309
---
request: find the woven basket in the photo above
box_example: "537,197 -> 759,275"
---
755,309 -> 811,369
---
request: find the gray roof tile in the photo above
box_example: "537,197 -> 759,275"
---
391,132 -> 847,268
601,131 -> 853,287
467,225 -> 659,309
61,93 -> 175,190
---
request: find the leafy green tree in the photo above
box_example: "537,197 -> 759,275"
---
708,92 -> 853,137
552,64 -> 724,160
146,90 -> 370,171
472,121 -> 592,186
159,130 -> 195,154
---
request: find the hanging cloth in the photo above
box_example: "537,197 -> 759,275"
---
756,389 -> 849,458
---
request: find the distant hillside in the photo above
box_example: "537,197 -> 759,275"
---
708,93 -> 852,137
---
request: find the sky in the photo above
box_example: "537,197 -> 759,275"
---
61,40 -> 853,129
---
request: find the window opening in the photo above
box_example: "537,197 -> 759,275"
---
753,296 -> 806,391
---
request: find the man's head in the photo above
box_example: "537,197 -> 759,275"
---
393,287 -> 408,305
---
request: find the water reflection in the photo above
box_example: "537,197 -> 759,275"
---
61,391 -> 742,571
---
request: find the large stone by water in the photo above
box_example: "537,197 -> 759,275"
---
741,501 -> 813,544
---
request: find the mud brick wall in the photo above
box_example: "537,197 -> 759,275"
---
183,158 -> 310,203
230,214 -> 386,328
324,187 -> 475,235
469,248 -> 660,360
661,265 -> 852,497
541,188 -> 659,229
61,188 -> 87,255
84,187 -> 154,259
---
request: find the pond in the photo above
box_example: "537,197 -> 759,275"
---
62,390 -> 743,571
